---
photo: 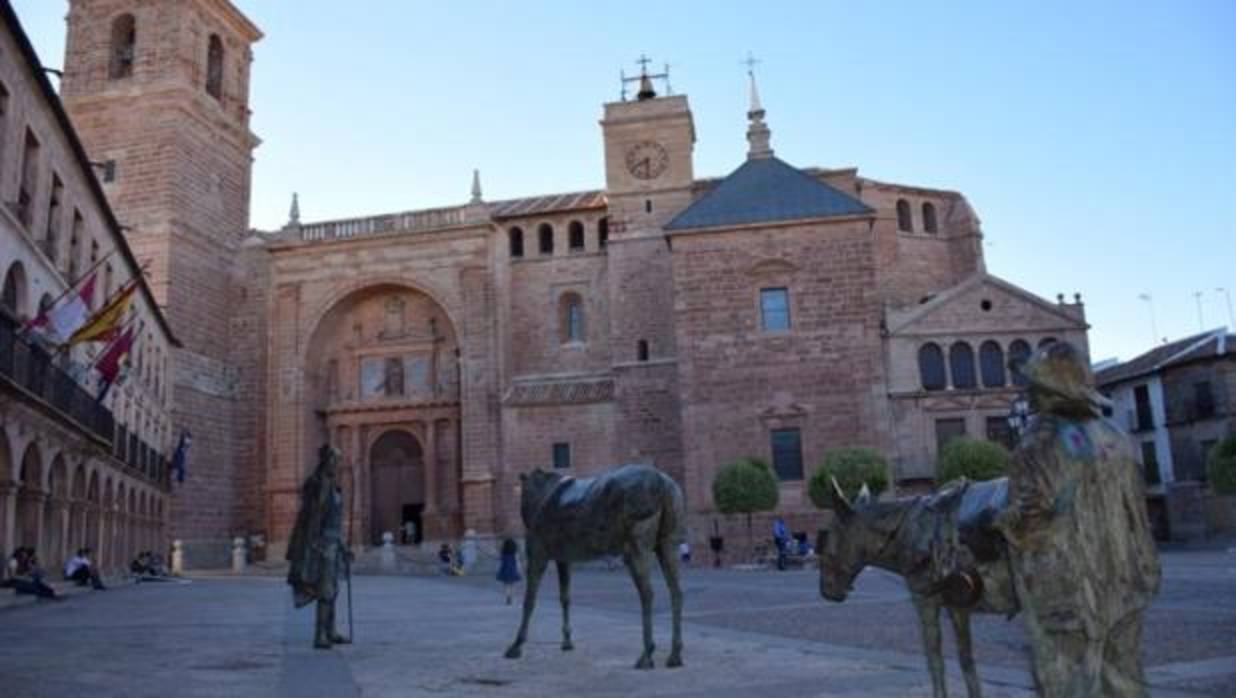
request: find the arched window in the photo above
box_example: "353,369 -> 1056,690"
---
598,217 -> 609,248
1009,339 -> 1032,387
896,199 -> 913,232
922,202 -> 938,234
979,340 -> 1006,388
559,293 -> 584,343
508,226 -> 524,258
918,343 -> 946,391
568,220 -> 585,251
2,262 -> 27,319
205,34 -> 224,100
109,14 -> 136,80
1038,336 -> 1058,349
538,223 -> 554,255
637,340 -> 649,362
949,341 -> 976,389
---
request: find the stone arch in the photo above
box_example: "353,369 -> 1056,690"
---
101,477 -> 115,569
301,282 -> 461,480
301,276 -> 462,357
2,259 -> 28,319
43,454 -> 69,569
368,428 -> 425,545
109,13 -> 136,80
559,291 -> 585,344
896,198 -> 913,232
205,34 -> 224,100
568,220 -> 585,250
16,441 -> 44,552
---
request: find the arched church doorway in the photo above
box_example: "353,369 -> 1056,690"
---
369,429 -> 425,545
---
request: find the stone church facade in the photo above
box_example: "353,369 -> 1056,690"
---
52,0 -> 1088,562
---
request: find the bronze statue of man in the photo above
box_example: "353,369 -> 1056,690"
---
998,342 -> 1160,696
287,444 -> 351,649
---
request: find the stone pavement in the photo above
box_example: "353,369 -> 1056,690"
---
1,547 -> 1233,697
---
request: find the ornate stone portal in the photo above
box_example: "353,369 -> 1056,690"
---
304,285 -> 463,545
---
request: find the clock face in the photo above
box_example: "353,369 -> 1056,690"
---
625,141 -> 669,180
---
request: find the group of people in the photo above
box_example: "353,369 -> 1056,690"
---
3,546 -> 109,599
130,550 -> 170,580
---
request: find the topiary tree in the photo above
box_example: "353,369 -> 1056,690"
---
712,457 -> 779,556
809,447 -> 889,508
1207,435 -> 1236,495
937,437 -> 1011,484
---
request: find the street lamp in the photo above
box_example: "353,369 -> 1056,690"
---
1218,288 -> 1235,329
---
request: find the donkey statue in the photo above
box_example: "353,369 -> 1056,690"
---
817,478 -> 1019,698
504,464 -> 687,669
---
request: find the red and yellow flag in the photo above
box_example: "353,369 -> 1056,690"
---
70,281 -> 137,345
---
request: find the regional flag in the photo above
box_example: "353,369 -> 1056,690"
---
93,325 -> 135,403
71,280 -> 137,345
24,273 -> 98,345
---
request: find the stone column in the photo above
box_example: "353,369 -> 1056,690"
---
0,480 -> 17,561
52,496 -> 71,570
68,499 -> 88,557
16,489 -> 46,555
424,420 -> 437,517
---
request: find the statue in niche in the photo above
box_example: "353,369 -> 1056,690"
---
380,296 -> 408,340
384,356 -> 405,397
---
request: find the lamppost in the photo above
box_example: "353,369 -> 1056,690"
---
1137,293 -> 1159,344
1218,288 -> 1235,329
1193,291 -> 1205,331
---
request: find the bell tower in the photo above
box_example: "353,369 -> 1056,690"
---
60,0 -> 263,566
600,59 -> 695,482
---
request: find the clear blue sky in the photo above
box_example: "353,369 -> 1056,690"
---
12,1 -> 1235,363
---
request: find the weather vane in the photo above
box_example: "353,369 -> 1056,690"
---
620,54 -> 672,101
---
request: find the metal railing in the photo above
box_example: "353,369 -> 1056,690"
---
0,315 -> 114,444
0,315 -> 169,487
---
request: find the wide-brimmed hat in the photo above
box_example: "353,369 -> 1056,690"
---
1013,341 -> 1112,413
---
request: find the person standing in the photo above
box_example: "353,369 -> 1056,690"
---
287,444 -> 351,649
496,538 -> 522,605
998,342 -> 1160,697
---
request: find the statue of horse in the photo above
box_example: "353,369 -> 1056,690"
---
504,464 -> 687,669
817,478 -> 1019,698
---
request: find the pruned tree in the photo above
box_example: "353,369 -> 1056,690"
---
712,457 -> 779,558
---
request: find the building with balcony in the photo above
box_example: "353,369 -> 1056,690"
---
0,3 -> 177,578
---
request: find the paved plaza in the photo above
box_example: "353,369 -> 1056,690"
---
1,548 -> 1233,697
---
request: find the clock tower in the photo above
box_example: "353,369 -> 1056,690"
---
600,66 -> 695,482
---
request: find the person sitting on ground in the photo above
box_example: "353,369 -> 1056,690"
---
130,551 -> 153,576
64,548 -> 106,590
11,547 -> 59,600
438,543 -> 454,575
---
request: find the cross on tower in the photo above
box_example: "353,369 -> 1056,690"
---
742,52 -> 761,76
620,55 -> 672,101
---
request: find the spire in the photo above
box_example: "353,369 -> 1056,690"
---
470,169 -> 483,203
288,192 -> 300,225
746,66 -> 773,160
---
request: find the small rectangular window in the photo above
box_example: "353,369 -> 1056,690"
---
760,288 -> 790,331
552,442 -> 571,469
770,428 -> 803,481
1194,381 -> 1215,419
1140,441 -> 1160,485
935,418 -> 966,455
1133,384 -> 1154,431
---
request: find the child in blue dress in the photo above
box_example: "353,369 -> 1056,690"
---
496,538 -> 521,605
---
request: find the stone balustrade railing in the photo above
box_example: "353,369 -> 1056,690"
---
297,204 -> 473,242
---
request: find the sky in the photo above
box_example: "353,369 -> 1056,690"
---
10,1 -> 1235,363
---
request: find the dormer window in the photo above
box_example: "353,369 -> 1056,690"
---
206,35 -> 224,100
109,14 -> 136,80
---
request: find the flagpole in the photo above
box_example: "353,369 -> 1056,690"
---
19,248 -> 122,338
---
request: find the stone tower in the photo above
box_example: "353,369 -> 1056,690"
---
600,70 -> 695,481
60,0 -> 262,566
